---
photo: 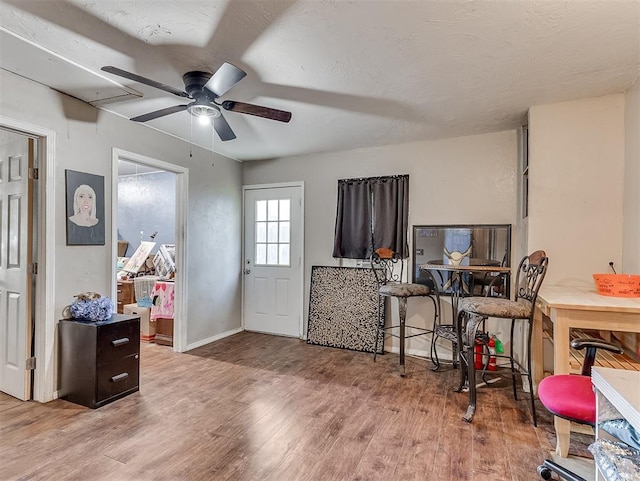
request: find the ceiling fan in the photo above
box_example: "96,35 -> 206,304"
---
101,62 -> 292,141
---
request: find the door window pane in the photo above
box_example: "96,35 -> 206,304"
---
279,199 -> 290,221
267,222 -> 278,242
256,200 -> 267,222
256,222 -> 267,243
256,244 -> 267,265
279,222 -> 290,243
267,244 -> 278,264
267,200 -> 279,220
279,244 -> 290,265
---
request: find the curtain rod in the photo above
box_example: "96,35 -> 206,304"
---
338,174 -> 409,184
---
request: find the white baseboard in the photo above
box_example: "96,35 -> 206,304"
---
185,327 -> 244,351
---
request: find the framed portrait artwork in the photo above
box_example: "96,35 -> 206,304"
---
65,169 -> 106,245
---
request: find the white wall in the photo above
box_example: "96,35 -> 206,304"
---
528,94 -> 626,285
624,79 -> 640,274
243,130 -> 518,356
0,70 -> 243,400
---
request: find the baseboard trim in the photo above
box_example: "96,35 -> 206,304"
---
185,327 -> 244,351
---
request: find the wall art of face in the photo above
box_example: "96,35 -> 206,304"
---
69,184 -> 98,227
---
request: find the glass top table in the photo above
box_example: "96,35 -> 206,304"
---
419,260 -> 512,371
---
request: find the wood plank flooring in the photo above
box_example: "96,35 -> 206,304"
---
0,332 -> 593,481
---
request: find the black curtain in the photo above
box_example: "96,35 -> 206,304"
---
332,175 -> 409,259
332,179 -> 372,259
372,175 -> 409,258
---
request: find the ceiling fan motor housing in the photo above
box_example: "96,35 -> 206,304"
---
183,71 -> 221,118
183,71 -> 214,97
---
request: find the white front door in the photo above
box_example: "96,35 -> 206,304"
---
0,134 -> 34,400
243,185 -> 303,337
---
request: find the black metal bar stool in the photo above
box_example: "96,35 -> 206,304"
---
371,247 -> 441,376
456,250 -> 549,425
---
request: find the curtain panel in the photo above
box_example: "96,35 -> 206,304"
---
332,174 -> 409,259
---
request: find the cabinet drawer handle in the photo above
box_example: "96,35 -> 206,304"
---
111,337 -> 130,347
110,373 -> 129,383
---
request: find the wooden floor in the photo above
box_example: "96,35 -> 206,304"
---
0,332 -> 593,481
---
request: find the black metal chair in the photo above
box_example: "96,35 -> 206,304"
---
456,250 -> 549,425
371,247 -> 441,376
471,252 -> 509,297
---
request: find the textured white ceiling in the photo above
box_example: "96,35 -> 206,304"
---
1,0 -> 638,161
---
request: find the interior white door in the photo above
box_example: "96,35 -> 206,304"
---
243,185 -> 302,337
0,134 -> 33,400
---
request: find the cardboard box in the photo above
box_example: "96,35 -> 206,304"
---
123,303 -> 155,342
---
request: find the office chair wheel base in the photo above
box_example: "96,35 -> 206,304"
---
537,465 -> 552,480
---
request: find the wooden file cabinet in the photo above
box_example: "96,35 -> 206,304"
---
58,314 -> 140,408
116,280 -> 135,313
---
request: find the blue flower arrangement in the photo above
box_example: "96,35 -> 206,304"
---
69,292 -> 114,321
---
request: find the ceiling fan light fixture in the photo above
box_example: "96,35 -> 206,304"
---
188,103 -> 221,120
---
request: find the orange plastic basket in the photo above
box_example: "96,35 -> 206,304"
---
592,274 -> 640,297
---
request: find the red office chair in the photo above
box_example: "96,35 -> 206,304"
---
537,338 -> 623,481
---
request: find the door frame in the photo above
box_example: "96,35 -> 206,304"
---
0,116 -> 56,403
111,148 -> 189,352
241,182 -> 305,338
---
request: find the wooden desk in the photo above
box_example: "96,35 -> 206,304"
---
533,285 -> 640,457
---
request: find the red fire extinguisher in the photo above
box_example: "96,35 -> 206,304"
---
474,338 -> 484,370
487,336 -> 497,371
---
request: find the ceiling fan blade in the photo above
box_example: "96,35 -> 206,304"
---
214,115 -> 237,141
102,66 -> 190,98
221,101 -> 292,123
203,63 -> 247,98
131,105 -> 189,122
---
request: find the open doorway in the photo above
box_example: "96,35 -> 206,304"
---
111,149 -> 188,352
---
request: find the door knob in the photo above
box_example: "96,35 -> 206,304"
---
244,268 -> 251,274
